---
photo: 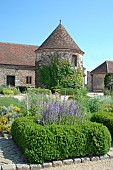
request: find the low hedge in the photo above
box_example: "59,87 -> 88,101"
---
11,117 -> 111,164
27,88 -> 51,94
91,111 -> 113,139
55,88 -> 77,95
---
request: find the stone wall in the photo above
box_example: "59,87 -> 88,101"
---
36,51 -> 83,68
35,50 -> 83,87
0,65 -> 35,87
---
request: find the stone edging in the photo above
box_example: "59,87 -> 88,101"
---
0,154 -> 113,170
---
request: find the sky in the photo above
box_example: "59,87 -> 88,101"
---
0,0 -> 113,73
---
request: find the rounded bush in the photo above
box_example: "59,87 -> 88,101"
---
27,88 -> 51,94
11,117 -> 111,164
91,111 -> 113,139
55,88 -> 77,95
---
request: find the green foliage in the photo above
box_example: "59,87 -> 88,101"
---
104,88 -> 111,95
74,68 -> 84,88
11,117 -> 111,164
0,97 -> 23,108
104,104 -> 113,112
0,85 -> 7,94
21,91 -> 54,117
2,86 -> 20,95
87,98 -> 102,113
3,89 -> 14,95
74,96 -> 102,120
27,88 -> 51,94
37,55 -> 83,89
91,111 -> 113,139
104,74 -> 112,88
55,88 -> 77,95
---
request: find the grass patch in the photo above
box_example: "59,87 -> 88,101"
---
0,96 -> 23,108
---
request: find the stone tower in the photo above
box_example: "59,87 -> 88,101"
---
35,23 -> 84,87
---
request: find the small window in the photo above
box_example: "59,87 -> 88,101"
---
71,55 -> 77,67
26,76 -> 32,84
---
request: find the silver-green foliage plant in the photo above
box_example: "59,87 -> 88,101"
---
22,91 -> 55,117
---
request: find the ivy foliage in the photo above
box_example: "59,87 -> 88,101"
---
104,74 -> 112,88
37,55 -> 83,89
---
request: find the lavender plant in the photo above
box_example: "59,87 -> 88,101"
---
40,98 -> 84,125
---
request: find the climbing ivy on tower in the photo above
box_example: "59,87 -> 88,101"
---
37,54 -> 83,89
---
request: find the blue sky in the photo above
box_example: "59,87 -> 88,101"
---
0,0 -> 113,72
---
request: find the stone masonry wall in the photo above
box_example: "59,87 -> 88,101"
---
35,51 -> 83,87
0,65 -> 35,87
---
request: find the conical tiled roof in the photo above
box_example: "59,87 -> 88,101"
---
91,61 -> 113,74
37,23 -> 84,54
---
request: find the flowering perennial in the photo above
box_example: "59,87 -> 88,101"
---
38,98 -> 84,125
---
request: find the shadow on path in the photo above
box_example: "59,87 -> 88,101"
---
0,137 -> 27,164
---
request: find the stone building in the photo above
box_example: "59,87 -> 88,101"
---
0,42 -> 38,87
0,23 -> 84,88
35,23 -> 84,87
87,60 -> 113,92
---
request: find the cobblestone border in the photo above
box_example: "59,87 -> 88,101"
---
0,154 -> 113,170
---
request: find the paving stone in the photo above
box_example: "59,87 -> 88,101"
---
99,154 -> 109,160
52,160 -> 62,167
30,164 -> 42,170
107,151 -> 113,158
1,164 -> 16,170
73,158 -> 81,164
16,164 -> 30,170
63,159 -> 73,165
90,156 -> 99,161
0,158 -> 12,164
43,162 -> 53,168
81,157 -> 90,163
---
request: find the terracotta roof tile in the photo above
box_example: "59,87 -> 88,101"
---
91,60 -> 113,74
0,42 -> 38,66
37,24 -> 84,54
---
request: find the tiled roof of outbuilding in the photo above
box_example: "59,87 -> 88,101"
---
91,61 -> 113,74
37,24 -> 84,54
0,42 -> 38,66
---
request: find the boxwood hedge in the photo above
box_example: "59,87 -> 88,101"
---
91,112 -> 113,139
11,117 -> 111,164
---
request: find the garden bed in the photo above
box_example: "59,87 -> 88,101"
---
11,116 -> 111,164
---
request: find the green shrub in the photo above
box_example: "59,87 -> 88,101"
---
2,87 -> 20,95
27,88 -> 51,94
11,117 -> 111,164
0,85 -> 7,94
10,87 -> 20,95
3,89 -> 14,95
0,97 -> 23,108
55,88 -> 77,95
91,111 -> 113,139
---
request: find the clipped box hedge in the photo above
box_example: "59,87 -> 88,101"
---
91,112 -> 113,139
11,117 -> 111,164
55,88 -> 77,95
27,88 -> 51,94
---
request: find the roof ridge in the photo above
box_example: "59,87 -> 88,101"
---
0,42 -> 38,47
37,23 -> 84,54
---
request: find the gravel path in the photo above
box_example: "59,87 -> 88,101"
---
48,159 -> 113,170
0,137 -> 27,166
